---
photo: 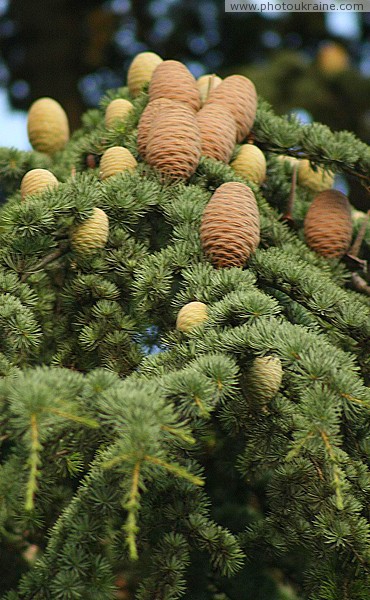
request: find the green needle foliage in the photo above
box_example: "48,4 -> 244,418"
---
0,73 -> 369,600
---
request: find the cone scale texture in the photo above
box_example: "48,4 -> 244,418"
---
149,60 -> 201,112
70,208 -> 109,255
27,97 -> 69,155
146,104 -> 201,181
304,189 -> 353,258
230,144 -> 266,184
137,98 -> 178,160
200,182 -> 260,268
105,99 -> 134,128
99,147 -> 137,180
196,104 -> 237,164
20,169 -> 59,200
245,356 -> 283,402
204,75 -> 257,143
127,52 -> 163,97
176,302 -> 208,332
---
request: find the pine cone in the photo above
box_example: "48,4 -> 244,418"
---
146,104 -> 201,181
149,60 -> 201,112
176,301 -> 208,332
230,144 -> 266,184
196,104 -> 237,163
245,356 -> 283,402
20,169 -> 59,200
99,147 -> 137,180
27,97 -> 69,154
197,74 -> 222,105
304,189 -> 353,259
204,75 -> 257,143
127,51 -> 163,97
298,159 -> 334,192
137,98 -> 177,160
70,208 -> 109,255
105,99 -> 134,128
200,182 -> 260,268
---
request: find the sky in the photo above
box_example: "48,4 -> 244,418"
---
0,88 -> 30,151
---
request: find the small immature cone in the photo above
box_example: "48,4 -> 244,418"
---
146,104 -> 201,181
230,144 -> 266,184
176,301 -> 208,333
27,97 -> 69,154
200,182 -> 260,268
137,98 -> 177,159
127,51 -> 163,97
204,75 -> 257,143
196,104 -> 237,163
298,159 -> 334,192
197,74 -> 222,105
304,189 -> 353,258
245,356 -> 283,403
70,208 -> 109,255
149,60 -> 201,112
20,169 -> 59,200
105,99 -> 134,128
99,147 -> 137,180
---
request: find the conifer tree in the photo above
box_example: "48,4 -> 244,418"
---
0,52 -> 369,600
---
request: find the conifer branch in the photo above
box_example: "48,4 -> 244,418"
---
48,407 -> 99,429
161,424 -> 196,445
144,455 -> 204,486
25,414 -> 42,511
349,210 -> 370,258
123,460 -> 142,561
20,246 -> 68,282
321,430 -> 344,511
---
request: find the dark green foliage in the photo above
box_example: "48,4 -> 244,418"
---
0,82 -> 369,600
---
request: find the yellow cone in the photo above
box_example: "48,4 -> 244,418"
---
298,159 -> 334,192
105,99 -> 134,128
197,74 -> 222,105
127,51 -> 163,97
20,169 -> 59,200
70,208 -> 109,255
99,147 -> 137,180
176,302 -> 208,333
230,144 -> 266,184
27,97 -> 69,154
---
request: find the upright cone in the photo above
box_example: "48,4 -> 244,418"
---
204,75 -> 257,143
200,182 -> 260,268
245,356 -> 283,402
127,52 -> 163,97
230,144 -> 266,184
20,169 -> 59,200
149,60 -> 201,112
99,147 -> 137,180
70,208 -> 109,255
105,99 -> 134,128
146,103 -> 201,181
137,98 -> 177,159
176,302 -> 208,333
304,189 -> 353,258
27,97 -> 69,154
196,104 -> 237,163
298,159 -> 334,192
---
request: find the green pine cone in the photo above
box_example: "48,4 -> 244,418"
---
70,207 -> 109,255
245,356 -> 283,402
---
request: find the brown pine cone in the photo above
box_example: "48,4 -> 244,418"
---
149,60 -> 201,112
196,104 -> 237,163
204,75 -> 257,143
137,98 -> 177,159
146,104 -> 201,181
200,182 -> 260,268
304,189 -> 353,258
